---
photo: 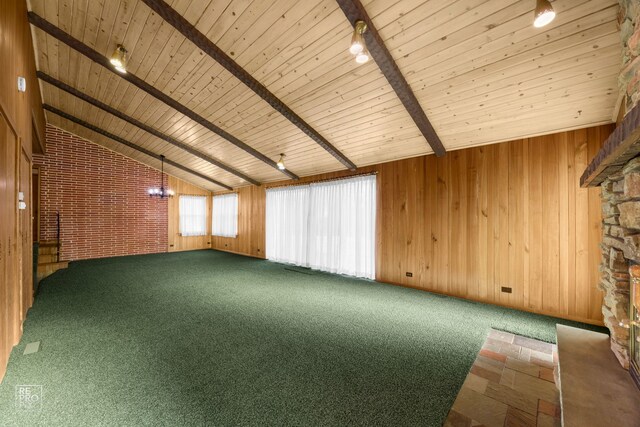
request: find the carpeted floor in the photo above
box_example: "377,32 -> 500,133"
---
0,250 -> 605,426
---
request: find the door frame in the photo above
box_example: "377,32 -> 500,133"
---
32,165 -> 40,242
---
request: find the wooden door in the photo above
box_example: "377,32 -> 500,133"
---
0,112 -> 8,377
7,118 -> 19,346
0,110 -> 20,368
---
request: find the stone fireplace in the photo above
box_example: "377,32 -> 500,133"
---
580,0 -> 640,383
598,162 -> 640,370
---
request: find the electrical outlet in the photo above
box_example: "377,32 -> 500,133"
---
406,272 -> 413,277
501,286 -> 512,294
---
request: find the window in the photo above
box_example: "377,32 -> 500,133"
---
179,195 -> 207,236
212,193 -> 238,237
265,185 -> 310,266
266,175 -> 376,279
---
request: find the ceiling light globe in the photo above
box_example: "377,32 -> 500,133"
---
533,0 -> 555,28
349,42 -> 363,55
110,45 -> 128,73
349,23 -> 366,56
355,50 -> 370,64
533,10 -> 555,27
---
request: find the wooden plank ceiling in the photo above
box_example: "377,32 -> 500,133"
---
28,0 -> 620,191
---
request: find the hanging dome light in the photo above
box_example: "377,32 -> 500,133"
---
110,44 -> 128,74
277,154 -> 286,170
533,0 -> 556,28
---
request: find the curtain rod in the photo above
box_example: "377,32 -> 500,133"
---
265,171 -> 377,190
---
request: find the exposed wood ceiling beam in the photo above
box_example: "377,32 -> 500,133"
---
28,11 -> 300,180
335,0 -> 446,157
37,71 -> 260,186
141,0 -> 357,172
43,104 -> 233,191
581,103 -> 640,187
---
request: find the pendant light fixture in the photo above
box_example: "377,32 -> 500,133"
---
277,154 -> 286,170
349,21 -> 369,64
533,0 -> 556,28
148,155 -> 174,198
110,44 -> 128,74
350,21 -> 367,55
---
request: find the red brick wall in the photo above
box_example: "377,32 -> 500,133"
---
33,125 -> 168,261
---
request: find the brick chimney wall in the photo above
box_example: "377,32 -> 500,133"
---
33,125 -> 168,261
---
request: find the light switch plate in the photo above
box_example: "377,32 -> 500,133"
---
17,76 -> 26,93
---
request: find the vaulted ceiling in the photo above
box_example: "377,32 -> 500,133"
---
28,0 -> 620,190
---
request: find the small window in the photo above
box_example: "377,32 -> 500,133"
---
212,193 -> 238,237
179,195 -> 207,236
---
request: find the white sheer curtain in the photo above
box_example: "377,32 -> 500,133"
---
307,175 -> 376,279
212,193 -> 238,237
179,195 -> 207,236
265,175 -> 376,279
265,185 -> 310,266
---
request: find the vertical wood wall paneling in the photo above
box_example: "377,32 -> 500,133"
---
212,126 -> 613,325
435,156 -> 450,296
497,143 -> 510,306
0,0 -> 44,382
542,134 -> 561,313
574,128 -> 591,319
210,185 -> 266,258
167,176 -> 213,252
528,138 -> 544,311
587,126 -> 606,321
466,148 -> 479,302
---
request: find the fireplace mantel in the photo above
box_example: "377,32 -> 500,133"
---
581,103 -> 640,188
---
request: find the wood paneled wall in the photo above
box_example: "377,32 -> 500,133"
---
211,185 -> 265,257
212,125 -> 612,325
168,176 -> 213,252
0,0 -> 45,382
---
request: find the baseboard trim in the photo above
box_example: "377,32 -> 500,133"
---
380,280 -> 605,327
207,248 -> 605,327
210,247 -> 265,259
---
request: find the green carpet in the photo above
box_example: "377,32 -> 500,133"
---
0,250 -> 606,426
